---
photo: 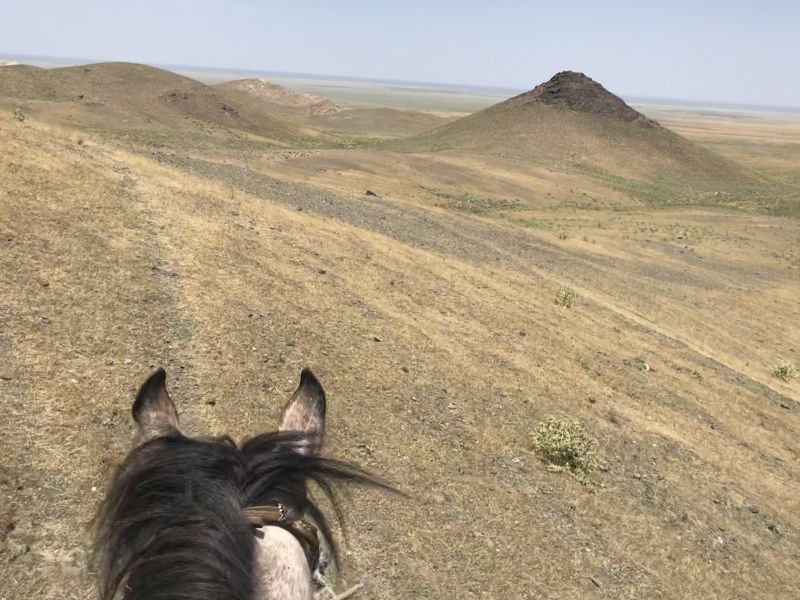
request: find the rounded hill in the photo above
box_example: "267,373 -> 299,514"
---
397,71 -> 753,200
0,62 -> 302,141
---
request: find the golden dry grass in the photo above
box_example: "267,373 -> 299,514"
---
1,100 -> 799,600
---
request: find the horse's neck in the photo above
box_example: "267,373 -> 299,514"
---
255,526 -> 313,600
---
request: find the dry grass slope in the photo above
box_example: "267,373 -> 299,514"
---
310,108 -> 455,138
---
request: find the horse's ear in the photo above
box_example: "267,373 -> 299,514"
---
132,368 -> 180,442
279,368 -> 326,454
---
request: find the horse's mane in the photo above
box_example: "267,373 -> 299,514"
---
95,431 -> 386,600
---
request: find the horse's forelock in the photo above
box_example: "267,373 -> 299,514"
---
94,431 -> 391,600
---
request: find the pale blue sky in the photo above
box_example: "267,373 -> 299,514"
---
2,0 -> 798,107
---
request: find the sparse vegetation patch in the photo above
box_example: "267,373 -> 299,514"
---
554,286 -> 576,307
773,360 -> 797,382
12,107 -> 27,122
428,188 -> 518,214
533,417 -> 597,480
623,356 -> 651,372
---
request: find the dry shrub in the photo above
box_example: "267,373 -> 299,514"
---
554,286 -> 576,308
773,360 -> 797,382
533,417 -> 597,481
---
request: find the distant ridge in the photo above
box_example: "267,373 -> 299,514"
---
216,78 -> 342,116
215,77 -> 454,137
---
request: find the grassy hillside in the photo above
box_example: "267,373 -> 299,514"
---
0,62 -> 305,145
397,72 -> 760,202
1,107 -> 799,600
308,107 -> 453,137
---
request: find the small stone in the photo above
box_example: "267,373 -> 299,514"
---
748,505 -> 759,514
318,269 -> 326,275
372,335 -> 381,342
401,366 -> 409,373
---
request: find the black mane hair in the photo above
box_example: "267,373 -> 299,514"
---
95,431 -> 389,600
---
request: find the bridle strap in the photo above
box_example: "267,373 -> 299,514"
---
245,504 -> 321,569
246,503 -> 292,524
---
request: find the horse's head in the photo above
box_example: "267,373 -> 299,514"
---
96,367 -> 390,600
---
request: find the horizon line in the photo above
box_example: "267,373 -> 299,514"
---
2,50 -> 799,113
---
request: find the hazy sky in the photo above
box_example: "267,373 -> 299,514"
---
2,0 -> 798,107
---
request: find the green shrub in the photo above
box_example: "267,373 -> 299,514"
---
554,286 -> 576,308
773,360 -> 797,382
623,356 -> 651,372
12,107 -> 27,122
425,188 -> 518,214
533,417 -> 597,479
